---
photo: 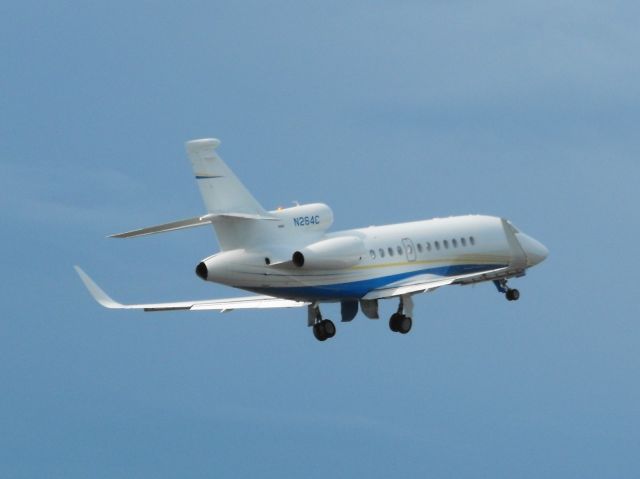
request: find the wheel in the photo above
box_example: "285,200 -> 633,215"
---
322,319 -> 336,339
389,313 -> 403,332
397,316 -> 412,334
506,289 -> 520,301
313,323 -> 327,341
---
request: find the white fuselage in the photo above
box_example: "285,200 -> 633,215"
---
76,138 -> 549,342
197,204 -> 547,302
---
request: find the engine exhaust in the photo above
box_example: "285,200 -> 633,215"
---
195,262 -> 208,280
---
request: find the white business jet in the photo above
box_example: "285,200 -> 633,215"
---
76,138 -> 548,341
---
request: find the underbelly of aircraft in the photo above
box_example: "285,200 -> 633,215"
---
233,262 -> 508,301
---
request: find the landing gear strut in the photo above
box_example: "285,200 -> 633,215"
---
309,305 -> 336,342
389,295 -> 413,334
494,279 -> 520,302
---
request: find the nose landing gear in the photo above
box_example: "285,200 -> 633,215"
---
494,279 -> 520,301
505,288 -> 520,301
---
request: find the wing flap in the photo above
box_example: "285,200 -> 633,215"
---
190,297 -> 308,311
75,266 -> 308,312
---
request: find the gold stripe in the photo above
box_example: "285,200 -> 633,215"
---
351,255 -> 510,270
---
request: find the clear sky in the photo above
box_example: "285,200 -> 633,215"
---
2,1 -> 639,477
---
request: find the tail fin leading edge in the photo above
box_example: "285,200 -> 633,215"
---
108,139 -> 273,250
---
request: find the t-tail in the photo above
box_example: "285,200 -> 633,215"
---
109,138 -> 277,250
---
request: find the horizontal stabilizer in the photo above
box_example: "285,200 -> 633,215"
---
109,216 -> 212,238
74,266 -> 308,312
110,213 -> 278,238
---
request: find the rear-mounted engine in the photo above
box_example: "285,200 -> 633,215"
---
291,236 -> 365,270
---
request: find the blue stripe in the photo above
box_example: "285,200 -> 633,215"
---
195,175 -> 222,179
249,263 -> 507,300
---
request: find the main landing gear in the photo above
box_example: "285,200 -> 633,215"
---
309,305 -> 336,342
313,320 -> 336,341
389,295 -> 413,334
494,279 -> 520,302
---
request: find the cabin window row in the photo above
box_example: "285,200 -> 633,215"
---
368,236 -> 476,260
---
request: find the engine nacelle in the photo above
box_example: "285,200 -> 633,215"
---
195,249 -> 264,285
271,203 -> 334,233
292,236 -> 365,270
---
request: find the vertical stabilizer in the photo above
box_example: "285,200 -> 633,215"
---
186,139 -> 270,251
186,139 -> 267,215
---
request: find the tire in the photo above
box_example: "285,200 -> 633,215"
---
506,289 -> 520,301
322,319 -> 336,338
398,316 -> 412,334
313,323 -> 327,341
389,313 -> 402,332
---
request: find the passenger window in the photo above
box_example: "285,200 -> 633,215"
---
379,248 -> 385,258
469,236 -> 475,246
452,238 -> 457,248
461,237 -> 467,247
370,249 -> 376,259
417,243 -> 423,253
434,241 -> 440,250
397,246 -> 403,255
443,239 -> 449,249
388,247 -> 394,257
426,242 -> 431,251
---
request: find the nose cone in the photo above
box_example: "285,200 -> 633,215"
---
517,233 -> 549,266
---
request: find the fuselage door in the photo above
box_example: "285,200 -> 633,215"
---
402,238 -> 417,262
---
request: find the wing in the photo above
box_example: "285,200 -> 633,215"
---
362,266 -> 511,300
74,266 -> 308,312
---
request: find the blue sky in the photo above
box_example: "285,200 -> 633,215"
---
2,1 -> 639,477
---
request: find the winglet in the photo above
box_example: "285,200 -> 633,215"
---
74,266 -> 124,309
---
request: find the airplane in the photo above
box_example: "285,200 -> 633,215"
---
76,138 -> 548,342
